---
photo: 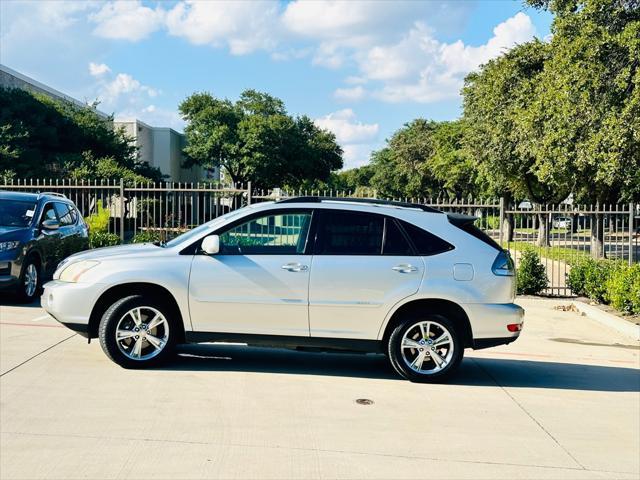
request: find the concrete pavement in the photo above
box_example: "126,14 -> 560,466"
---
0,296 -> 638,479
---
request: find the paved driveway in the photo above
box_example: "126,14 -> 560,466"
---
0,296 -> 638,479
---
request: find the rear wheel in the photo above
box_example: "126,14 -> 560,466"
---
387,314 -> 463,383
16,256 -> 41,303
99,295 -> 177,368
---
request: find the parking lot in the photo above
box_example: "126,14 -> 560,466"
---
0,297 -> 638,479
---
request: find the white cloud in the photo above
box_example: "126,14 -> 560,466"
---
360,13 -> 537,103
334,85 -> 366,102
90,1 -> 165,41
315,109 -> 378,144
315,109 -> 379,168
88,62 -> 111,77
165,0 -> 281,55
100,73 -> 158,103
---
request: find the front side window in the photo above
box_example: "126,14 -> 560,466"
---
218,211 -> 312,255
40,204 -> 58,224
317,210 -> 384,255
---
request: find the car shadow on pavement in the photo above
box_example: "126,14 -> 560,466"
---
0,294 -> 41,308
165,344 -> 640,392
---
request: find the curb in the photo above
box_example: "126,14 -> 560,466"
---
571,300 -> 640,341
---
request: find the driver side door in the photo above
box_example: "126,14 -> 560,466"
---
189,209 -> 314,336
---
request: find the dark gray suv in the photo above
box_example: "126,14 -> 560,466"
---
0,191 -> 89,302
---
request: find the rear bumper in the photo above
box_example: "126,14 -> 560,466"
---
463,302 -> 524,348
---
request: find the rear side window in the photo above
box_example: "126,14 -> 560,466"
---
383,218 -> 413,255
399,220 -> 454,256
316,211 -> 383,255
54,202 -> 74,226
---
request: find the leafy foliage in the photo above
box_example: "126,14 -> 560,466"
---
368,119 -> 477,199
606,263 -> 640,315
84,204 -> 111,233
131,231 -> 161,244
516,248 -> 549,295
179,89 -> 343,188
89,231 -> 120,249
0,88 -> 162,182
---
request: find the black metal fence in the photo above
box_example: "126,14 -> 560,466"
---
2,179 -> 638,296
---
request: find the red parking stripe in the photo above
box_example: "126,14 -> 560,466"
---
0,322 -> 64,329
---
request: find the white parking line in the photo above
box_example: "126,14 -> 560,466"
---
31,314 -> 52,322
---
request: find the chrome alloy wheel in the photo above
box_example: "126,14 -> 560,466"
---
115,306 -> 170,361
400,320 -> 454,374
24,264 -> 38,297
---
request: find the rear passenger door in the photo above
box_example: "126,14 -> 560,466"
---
308,210 -> 424,339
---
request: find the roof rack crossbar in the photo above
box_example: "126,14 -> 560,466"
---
276,196 -> 442,213
37,192 -> 67,199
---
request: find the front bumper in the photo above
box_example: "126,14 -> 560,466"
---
462,302 -> 525,349
41,280 -> 105,337
0,260 -> 20,292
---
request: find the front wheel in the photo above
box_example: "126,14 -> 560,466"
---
99,295 -> 177,368
16,257 -> 41,303
387,314 -> 463,383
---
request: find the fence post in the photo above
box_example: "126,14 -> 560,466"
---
119,178 -> 125,242
247,181 -> 252,205
498,196 -> 505,246
629,202 -> 634,265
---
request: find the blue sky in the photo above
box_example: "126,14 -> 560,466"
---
0,1 -> 552,169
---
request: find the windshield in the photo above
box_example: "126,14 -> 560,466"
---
163,207 -> 249,248
0,200 -> 37,228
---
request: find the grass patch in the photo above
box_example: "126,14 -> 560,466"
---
502,241 -> 591,263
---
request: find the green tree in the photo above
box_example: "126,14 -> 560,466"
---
524,0 -> 640,255
0,88 -> 161,182
463,40 -> 563,246
179,89 -> 342,189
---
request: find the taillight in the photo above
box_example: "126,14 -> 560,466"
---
492,250 -> 514,276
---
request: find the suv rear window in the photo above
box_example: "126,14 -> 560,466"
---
447,214 -> 501,251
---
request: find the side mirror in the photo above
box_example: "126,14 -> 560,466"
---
42,219 -> 60,230
201,235 -> 220,255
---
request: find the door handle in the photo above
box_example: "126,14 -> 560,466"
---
392,264 -> 418,273
281,263 -> 308,272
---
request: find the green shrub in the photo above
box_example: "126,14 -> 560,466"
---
85,204 -> 110,233
567,258 -> 618,302
606,263 -> 640,315
517,248 -> 548,295
89,231 -> 120,249
131,231 -> 161,244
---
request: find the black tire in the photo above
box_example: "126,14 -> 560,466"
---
99,295 -> 178,369
16,255 -> 41,303
387,314 -> 464,383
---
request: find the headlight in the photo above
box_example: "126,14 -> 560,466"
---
58,260 -> 100,283
0,241 -> 20,252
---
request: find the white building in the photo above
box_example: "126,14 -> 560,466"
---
114,119 -> 218,183
0,64 -> 216,182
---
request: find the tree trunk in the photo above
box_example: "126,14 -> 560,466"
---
502,213 -> 514,242
590,213 -> 606,259
571,213 -> 579,234
536,212 -> 550,247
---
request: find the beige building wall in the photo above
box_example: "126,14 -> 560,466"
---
114,119 -> 216,183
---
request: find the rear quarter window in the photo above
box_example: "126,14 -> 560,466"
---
398,220 -> 454,256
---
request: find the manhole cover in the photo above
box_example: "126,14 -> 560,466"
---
355,398 -> 374,405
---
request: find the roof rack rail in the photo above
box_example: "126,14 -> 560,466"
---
37,191 -> 67,199
275,196 -> 442,213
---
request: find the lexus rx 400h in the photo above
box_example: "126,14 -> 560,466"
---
42,197 -> 523,382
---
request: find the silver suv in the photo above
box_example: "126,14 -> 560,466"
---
42,197 -> 523,382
